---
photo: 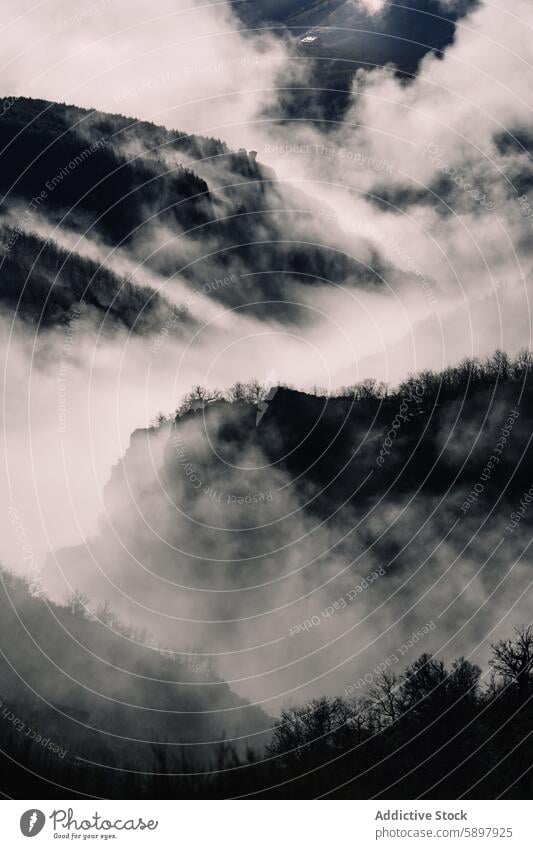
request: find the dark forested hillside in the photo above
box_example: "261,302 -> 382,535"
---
0,97 -> 393,333
4,577 -> 533,798
44,350 -> 533,613
0,567 -> 271,798
0,98 -> 213,243
0,229 -> 179,332
24,351 -> 530,797
101,350 -> 533,525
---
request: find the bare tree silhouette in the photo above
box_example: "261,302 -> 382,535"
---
490,626 -> 533,700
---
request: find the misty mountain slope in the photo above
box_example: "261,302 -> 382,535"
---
9,98 -> 231,163
0,98 -> 213,243
42,353 -> 533,709
0,229 -> 186,333
0,97 -> 394,324
3,562 -> 531,800
164,360 -> 533,516
0,567 -> 271,773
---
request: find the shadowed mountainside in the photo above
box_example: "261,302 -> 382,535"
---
0,97 -> 399,332
0,566 -> 272,798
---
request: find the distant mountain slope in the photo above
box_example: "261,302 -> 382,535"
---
0,565 -> 271,794
42,353 -> 533,710
0,97 -> 392,327
0,97 -> 213,244
9,353 -> 533,797
0,229 -> 182,333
